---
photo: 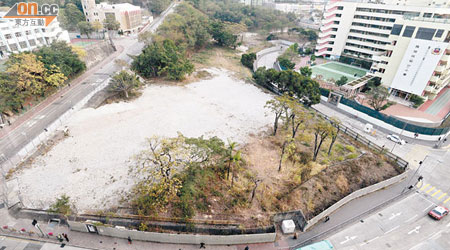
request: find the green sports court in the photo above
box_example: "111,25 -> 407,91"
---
311,61 -> 368,82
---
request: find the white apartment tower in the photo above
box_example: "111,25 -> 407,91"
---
0,14 -> 70,59
315,0 -> 450,100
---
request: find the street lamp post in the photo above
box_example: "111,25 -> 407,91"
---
402,155 -> 442,193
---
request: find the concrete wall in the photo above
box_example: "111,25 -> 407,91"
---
68,221 -> 276,245
83,41 -> 115,69
303,170 -> 409,231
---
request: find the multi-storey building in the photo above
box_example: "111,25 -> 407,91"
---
315,0 -> 450,100
0,13 -> 70,59
81,0 -> 143,34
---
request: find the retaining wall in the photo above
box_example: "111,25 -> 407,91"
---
303,170 -> 409,231
68,221 -> 276,245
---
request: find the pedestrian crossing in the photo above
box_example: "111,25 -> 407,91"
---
417,181 -> 450,205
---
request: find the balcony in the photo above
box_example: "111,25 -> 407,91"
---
430,75 -> 439,83
441,54 -> 449,62
435,65 -> 445,73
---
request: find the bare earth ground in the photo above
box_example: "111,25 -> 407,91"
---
11,68 -> 274,212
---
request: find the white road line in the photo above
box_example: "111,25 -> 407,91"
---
389,212 -> 402,220
360,236 -> 379,246
340,236 -> 357,245
405,214 -> 418,223
384,225 -> 400,234
408,226 -> 421,235
429,230 -> 442,240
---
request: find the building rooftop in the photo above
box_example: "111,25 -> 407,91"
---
98,2 -> 140,11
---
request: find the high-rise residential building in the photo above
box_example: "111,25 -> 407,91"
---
0,13 -> 70,59
81,0 -> 143,34
315,0 -> 450,100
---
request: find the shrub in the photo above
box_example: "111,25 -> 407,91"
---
347,153 -> 358,159
410,94 -> 425,108
240,53 -> 256,70
345,145 -> 356,153
49,195 -> 72,215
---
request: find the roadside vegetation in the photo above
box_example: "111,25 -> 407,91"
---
0,42 -> 85,117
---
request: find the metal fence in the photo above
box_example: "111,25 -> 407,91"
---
317,110 -> 409,170
320,88 -> 450,136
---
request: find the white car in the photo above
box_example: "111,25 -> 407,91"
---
387,134 -> 406,145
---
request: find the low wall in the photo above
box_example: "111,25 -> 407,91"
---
273,210 -> 307,231
68,221 -> 276,245
303,170 -> 409,231
320,96 -> 450,141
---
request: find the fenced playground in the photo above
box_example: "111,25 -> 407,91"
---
70,38 -> 101,48
311,61 -> 368,82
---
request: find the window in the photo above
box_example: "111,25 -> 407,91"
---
19,41 -> 27,49
336,14 -> 342,17
423,13 -> 432,18
332,28 -> 338,31
5,34 -> 12,39
435,29 -> 444,38
402,26 -> 415,38
333,21 -> 340,24
9,44 -> 18,51
391,24 -> 403,35
15,32 -> 21,37
29,39 -> 36,46
25,30 -> 31,35
337,6 -> 343,10
416,27 -> 436,40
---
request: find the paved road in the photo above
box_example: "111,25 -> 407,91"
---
0,2 -> 178,172
324,149 -> 450,250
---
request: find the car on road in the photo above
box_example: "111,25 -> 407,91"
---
428,206 -> 449,220
387,134 -> 406,145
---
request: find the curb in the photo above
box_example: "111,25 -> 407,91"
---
290,186 -> 414,249
0,233 -> 102,250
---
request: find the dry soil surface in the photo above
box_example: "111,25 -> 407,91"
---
15,68 -> 274,212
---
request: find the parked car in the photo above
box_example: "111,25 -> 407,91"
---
428,206 -> 449,220
387,134 -> 406,145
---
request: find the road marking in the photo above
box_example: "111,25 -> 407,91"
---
424,204 -> 434,212
438,193 -> 447,200
432,190 -> 441,197
405,214 -> 418,223
430,230 -> 442,240
408,226 -> 421,235
384,225 -> 400,234
359,237 -> 379,246
340,236 -> 357,245
389,212 -> 402,220
444,197 -> 450,204
420,183 -> 430,191
426,187 -> 436,194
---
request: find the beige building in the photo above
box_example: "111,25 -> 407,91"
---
81,0 -> 143,33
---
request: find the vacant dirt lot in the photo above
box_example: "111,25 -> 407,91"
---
12,68 -> 274,212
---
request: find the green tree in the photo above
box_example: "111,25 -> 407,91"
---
108,70 -> 141,99
59,3 -> 85,31
240,53 -> 256,70
300,66 -> 312,77
312,119 -> 332,161
368,86 -> 391,111
410,94 -> 425,108
327,117 -> 341,156
278,56 -> 295,70
49,194 -> 72,215
209,21 -> 237,48
336,76 -> 348,86
264,94 -> 292,136
77,21 -> 94,38
34,41 -> 86,78
132,39 -> 194,80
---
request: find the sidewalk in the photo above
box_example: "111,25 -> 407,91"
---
314,101 -> 449,149
0,44 -> 125,140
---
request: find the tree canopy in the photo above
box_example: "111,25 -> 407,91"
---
132,39 -> 194,80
